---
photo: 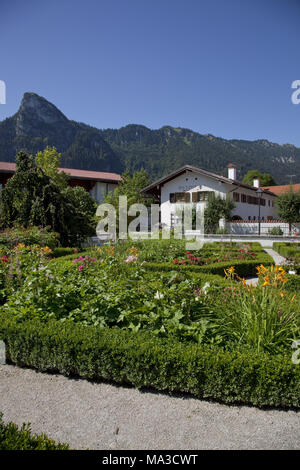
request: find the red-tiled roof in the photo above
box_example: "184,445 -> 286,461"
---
59,167 -> 121,182
262,184 -> 300,196
0,162 -> 16,172
0,161 -> 121,182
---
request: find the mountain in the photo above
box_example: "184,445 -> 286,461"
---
0,92 -> 300,184
0,92 -> 123,173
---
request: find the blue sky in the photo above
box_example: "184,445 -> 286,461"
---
1,0 -> 300,145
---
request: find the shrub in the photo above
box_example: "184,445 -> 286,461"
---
0,226 -> 59,250
268,227 -> 284,236
0,413 -> 69,450
0,317 -> 299,408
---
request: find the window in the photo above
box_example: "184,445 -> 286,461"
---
241,194 -> 247,203
260,198 -> 266,206
233,192 -> 240,202
192,191 -> 210,202
268,200 -> 270,206
170,192 -> 190,203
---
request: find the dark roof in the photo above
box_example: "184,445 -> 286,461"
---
0,161 -> 121,183
141,165 -> 276,196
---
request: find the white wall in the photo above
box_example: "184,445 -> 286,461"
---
161,170 -> 227,226
160,170 -> 277,226
227,221 -> 300,236
230,188 -> 277,220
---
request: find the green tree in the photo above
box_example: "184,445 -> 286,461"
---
0,151 -> 97,246
35,146 -> 68,188
242,170 -> 277,187
276,187 -> 300,233
204,194 -> 235,233
105,169 -> 152,208
104,169 -> 153,233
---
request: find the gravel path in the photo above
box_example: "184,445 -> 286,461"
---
264,248 -> 290,266
0,364 -> 299,450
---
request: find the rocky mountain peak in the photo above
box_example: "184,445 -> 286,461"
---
16,92 -> 68,136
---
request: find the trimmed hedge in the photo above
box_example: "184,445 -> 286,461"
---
284,274 -> 300,292
0,316 -> 299,409
49,250 -> 91,262
273,242 -> 300,263
0,413 -> 69,450
142,254 -> 273,277
52,247 -> 79,258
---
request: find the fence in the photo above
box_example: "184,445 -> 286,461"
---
226,220 -> 300,237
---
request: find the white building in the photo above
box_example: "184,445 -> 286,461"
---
141,164 -> 278,227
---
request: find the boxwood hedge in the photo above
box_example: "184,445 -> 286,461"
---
0,413 -> 69,450
141,255 -> 273,277
0,316 -> 299,409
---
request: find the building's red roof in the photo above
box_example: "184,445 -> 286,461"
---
262,184 -> 300,196
0,162 -> 16,172
0,161 -> 121,182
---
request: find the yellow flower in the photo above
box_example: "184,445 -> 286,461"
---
262,276 -> 271,286
14,243 -> 25,250
260,264 -> 268,273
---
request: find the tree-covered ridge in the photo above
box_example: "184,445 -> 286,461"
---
0,92 -> 300,184
101,124 -> 300,184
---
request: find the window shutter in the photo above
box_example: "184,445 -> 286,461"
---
192,192 -> 198,203
185,193 -> 191,203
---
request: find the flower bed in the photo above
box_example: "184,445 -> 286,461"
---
0,239 -> 299,409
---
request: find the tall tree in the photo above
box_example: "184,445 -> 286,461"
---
242,170 -> 277,187
105,169 -> 152,208
276,186 -> 300,233
204,194 -> 235,233
0,151 -> 97,246
35,146 -> 68,188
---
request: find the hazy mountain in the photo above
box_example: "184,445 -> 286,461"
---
0,92 -> 300,184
